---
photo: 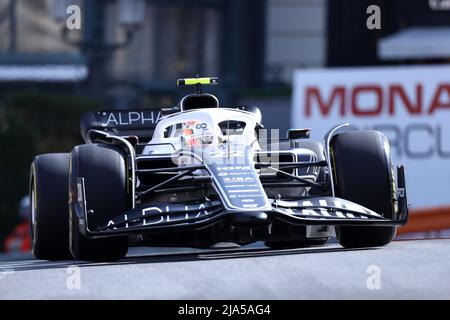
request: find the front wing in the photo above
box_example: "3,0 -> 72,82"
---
72,165 -> 408,238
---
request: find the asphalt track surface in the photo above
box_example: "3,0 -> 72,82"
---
0,239 -> 449,299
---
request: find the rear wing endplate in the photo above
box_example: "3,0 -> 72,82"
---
80,108 -> 176,142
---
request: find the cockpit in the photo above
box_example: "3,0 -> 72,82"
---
142,77 -> 262,155
143,107 -> 260,155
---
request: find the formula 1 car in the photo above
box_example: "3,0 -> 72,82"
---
29,77 -> 409,261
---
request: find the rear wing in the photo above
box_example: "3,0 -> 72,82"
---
80,108 -> 177,143
80,105 -> 261,143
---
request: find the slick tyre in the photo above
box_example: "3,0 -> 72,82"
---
69,144 -> 128,261
331,131 -> 397,248
30,153 -> 72,260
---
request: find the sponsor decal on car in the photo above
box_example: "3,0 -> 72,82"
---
101,201 -> 222,231
99,110 -> 162,127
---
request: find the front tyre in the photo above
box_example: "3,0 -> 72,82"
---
331,130 -> 397,248
30,153 -> 72,260
69,144 -> 129,261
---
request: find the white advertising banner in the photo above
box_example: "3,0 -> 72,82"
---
292,65 -> 450,209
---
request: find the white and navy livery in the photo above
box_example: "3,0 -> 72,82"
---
30,77 -> 409,261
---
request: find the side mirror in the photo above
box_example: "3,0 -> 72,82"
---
287,128 -> 311,140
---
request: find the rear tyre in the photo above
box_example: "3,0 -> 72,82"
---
30,153 -> 72,260
331,131 -> 397,248
69,144 -> 129,261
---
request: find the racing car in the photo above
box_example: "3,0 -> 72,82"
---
29,77 -> 409,261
